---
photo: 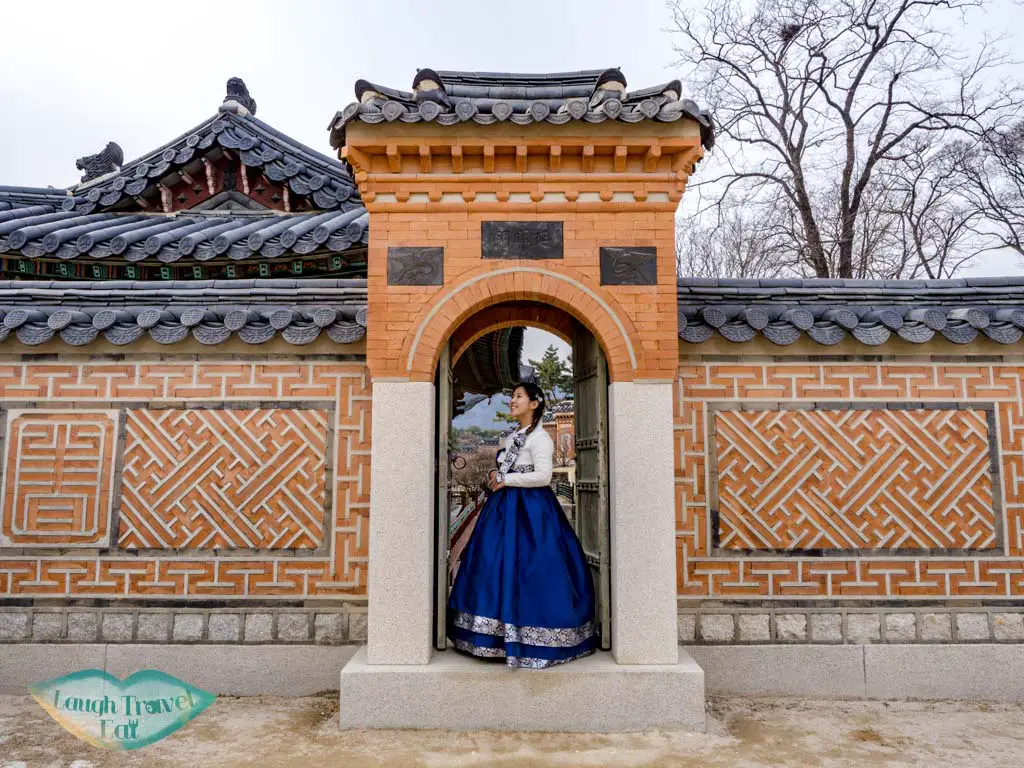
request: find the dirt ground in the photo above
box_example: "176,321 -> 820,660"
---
2,694 -> 1024,767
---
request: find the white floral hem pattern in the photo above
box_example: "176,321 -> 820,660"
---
451,609 -> 597,647
452,638 -> 597,669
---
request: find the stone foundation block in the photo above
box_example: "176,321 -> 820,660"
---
137,613 -> 171,642
847,614 -> 881,644
738,614 -> 770,642
810,614 -> 842,643
314,614 -> 344,645
678,614 -> 696,643
208,614 -> 242,643
921,613 -> 953,642
66,613 -> 99,642
993,613 -> 1024,641
775,614 -> 807,642
101,613 -> 134,642
277,614 -> 310,642
172,613 -> 203,642
245,613 -> 274,643
0,612 -> 30,641
31,613 -> 63,642
956,613 -> 990,641
699,614 -> 734,643
884,613 -> 916,643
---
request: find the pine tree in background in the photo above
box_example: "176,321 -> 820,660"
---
528,345 -> 570,403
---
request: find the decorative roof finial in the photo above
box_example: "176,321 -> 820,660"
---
220,77 -> 257,116
75,141 -> 124,183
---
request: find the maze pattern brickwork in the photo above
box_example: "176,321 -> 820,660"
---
676,364 -> 1024,600
714,408 -> 996,551
0,363 -> 371,599
1,411 -> 117,546
119,408 -> 329,549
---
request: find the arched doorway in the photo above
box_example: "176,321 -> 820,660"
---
432,303 -> 612,654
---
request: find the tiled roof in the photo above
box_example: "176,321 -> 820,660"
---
677,278 -> 1024,346
67,110 -> 360,215
0,204 -> 368,264
330,68 -> 714,149
0,279 -> 367,347
0,186 -> 70,211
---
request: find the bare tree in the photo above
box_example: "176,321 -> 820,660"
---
954,120 -> 1024,258
453,448 -> 497,493
676,200 -> 803,278
669,0 -> 1023,278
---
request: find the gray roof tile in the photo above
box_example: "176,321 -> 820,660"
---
331,68 -> 713,150
676,277 -> 1024,347
0,207 -> 368,264
67,111 -> 360,216
0,278 -> 367,348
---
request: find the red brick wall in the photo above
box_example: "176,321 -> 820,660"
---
676,362 -> 1022,600
0,361 -> 370,600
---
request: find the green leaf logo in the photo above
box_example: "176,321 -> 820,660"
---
28,669 -> 215,750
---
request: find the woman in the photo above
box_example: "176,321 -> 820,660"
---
446,381 -> 598,668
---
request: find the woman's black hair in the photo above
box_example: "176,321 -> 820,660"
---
512,381 -> 547,435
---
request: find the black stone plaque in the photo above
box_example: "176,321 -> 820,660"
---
600,247 -> 657,285
387,247 -> 444,285
481,221 -> 563,260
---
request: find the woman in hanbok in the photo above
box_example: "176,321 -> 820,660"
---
446,381 -> 598,668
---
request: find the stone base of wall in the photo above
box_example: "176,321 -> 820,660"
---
0,606 -> 366,645
679,604 -> 1024,644
689,644 -> 1024,701
0,643 -> 357,696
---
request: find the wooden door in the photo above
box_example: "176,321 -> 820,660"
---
434,339 -> 453,650
571,320 -> 611,650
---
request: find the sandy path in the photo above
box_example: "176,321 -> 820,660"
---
2,694 -> 1024,767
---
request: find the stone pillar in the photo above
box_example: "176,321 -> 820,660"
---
607,380 -> 679,664
366,380 -> 436,664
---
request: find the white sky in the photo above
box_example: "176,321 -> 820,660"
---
1,0 -> 1020,363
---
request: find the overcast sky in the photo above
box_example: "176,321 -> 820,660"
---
1,0 -> 1020,362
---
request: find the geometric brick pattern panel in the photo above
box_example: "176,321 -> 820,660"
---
119,408 -> 329,550
673,363 -> 1024,601
1,410 -> 118,547
714,408 -> 996,551
0,362 -> 370,599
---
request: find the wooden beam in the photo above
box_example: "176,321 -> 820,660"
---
282,185 -> 291,212
483,145 -> 495,173
418,145 -> 431,174
133,196 -> 150,209
386,144 -> 401,173
614,145 -> 627,173
240,163 -> 250,195
582,145 -> 595,172
179,170 -> 195,185
515,145 -> 527,173
549,145 -> 561,172
157,184 -> 172,213
644,145 -> 662,172
201,158 -> 216,195
451,145 -> 464,173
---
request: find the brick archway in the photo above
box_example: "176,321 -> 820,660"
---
450,301 -> 574,366
404,265 -> 643,383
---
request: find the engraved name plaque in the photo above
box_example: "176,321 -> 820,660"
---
481,222 -> 563,260
387,247 -> 444,285
600,246 -> 657,285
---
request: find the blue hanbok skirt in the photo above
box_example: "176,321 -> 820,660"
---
446,484 -> 598,668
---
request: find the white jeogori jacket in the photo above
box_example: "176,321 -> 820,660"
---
495,425 -> 554,488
